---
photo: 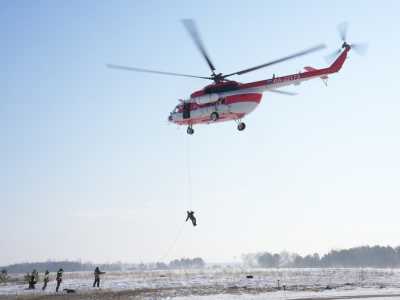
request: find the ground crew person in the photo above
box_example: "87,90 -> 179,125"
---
0,270 -> 7,282
55,268 -> 63,292
28,273 -> 35,289
33,269 -> 39,283
93,267 -> 105,287
28,269 -> 38,289
42,270 -> 49,291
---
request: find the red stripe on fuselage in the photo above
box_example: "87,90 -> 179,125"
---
224,93 -> 262,104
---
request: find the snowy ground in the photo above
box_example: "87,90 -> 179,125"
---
1,268 -> 400,299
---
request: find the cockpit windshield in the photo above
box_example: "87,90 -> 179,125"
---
173,105 -> 180,113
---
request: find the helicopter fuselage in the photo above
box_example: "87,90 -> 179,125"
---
169,91 -> 262,126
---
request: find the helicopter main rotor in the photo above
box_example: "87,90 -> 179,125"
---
108,19 -> 326,84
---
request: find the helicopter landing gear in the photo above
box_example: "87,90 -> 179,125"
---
237,122 -> 246,131
187,125 -> 194,135
210,112 -> 219,122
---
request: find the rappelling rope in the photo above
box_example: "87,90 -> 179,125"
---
158,134 -> 194,263
159,220 -> 186,263
185,134 -> 193,209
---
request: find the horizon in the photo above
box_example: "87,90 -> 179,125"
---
2,244 -> 400,267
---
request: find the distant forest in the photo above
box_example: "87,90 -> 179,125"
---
0,258 -> 205,274
4,246 -> 400,273
242,246 -> 400,268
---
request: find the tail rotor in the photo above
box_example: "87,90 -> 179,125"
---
325,22 -> 368,63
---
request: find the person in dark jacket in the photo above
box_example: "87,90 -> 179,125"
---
186,211 -> 197,226
28,269 -> 38,289
42,270 -> 49,291
93,267 -> 105,287
33,269 -> 39,283
0,269 -> 7,283
28,274 -> 35,289
55,268 -> 63,292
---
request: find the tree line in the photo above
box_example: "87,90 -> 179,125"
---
0,258 -> 205,274
242,246 -> 400,268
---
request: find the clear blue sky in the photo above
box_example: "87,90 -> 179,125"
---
1,1 -> 400,265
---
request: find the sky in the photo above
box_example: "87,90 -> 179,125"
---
1,1 -> 400,266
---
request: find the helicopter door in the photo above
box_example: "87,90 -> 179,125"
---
183,102 -> 191,119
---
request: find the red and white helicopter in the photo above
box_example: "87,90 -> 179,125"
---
108,21 -> 366,135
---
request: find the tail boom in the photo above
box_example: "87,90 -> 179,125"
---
236,46 -> 350,92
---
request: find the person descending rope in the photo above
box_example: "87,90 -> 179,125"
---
186,211 -> 197,226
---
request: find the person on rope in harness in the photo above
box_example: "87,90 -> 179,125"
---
42,270 -> 49,291
55,268 -> 63,292
186,211 -> 197,226
93,266 -> 105,288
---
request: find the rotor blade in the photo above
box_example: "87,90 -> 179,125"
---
266,89 -> 298,96
338,22 -> 349,42
106,64 -> 212,80
352,42 -> 369,56
222,44 -> 326,78
182,19 -> 216,73
324,48 -> 341,64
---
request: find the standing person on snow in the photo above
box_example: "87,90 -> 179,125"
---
186,211 -> 197,226
27,273 -> 35,289
28,269 -> 38,289
0,269 -> 7,283
42,270 -> 49,291
33,270 -> 39,283
55,268 -> 63,292
93,267 -> 105,288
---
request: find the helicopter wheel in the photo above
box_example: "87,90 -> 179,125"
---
237,122 -> 246,131
187,126 -> 194,135
210,112 -> 219,122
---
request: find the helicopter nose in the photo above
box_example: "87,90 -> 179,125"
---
168,115 -> 173,122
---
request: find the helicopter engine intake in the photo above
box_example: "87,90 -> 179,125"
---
191,93 -> 219,105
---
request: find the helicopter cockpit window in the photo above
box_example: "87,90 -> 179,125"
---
173,106 -> 179,113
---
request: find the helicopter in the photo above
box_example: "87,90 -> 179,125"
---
108,21 -> 366,135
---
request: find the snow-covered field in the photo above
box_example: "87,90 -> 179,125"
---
1,268 -> 400,299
